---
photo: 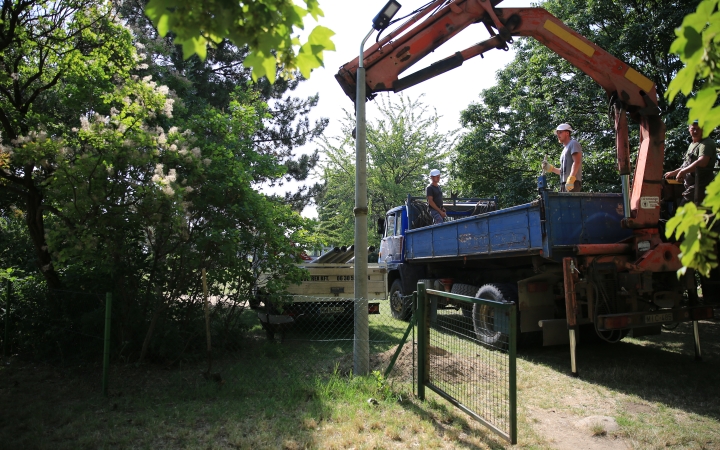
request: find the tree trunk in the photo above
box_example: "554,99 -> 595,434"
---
24,182 -> 61,289
138,287 -> 166,364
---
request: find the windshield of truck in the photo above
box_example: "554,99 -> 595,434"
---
385,214 -> 396,238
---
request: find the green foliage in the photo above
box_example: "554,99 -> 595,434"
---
144,0 -> 335,83
667,0 -> 720,134
666,200 -> 719,276
119,1 -> 327,212
0,0 -> 139,289
0,0 -> 324,361
316,94 -> 456,246
454,0 -> 694,204
664,0 -> 720,277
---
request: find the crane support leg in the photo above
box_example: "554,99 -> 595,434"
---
693,321 -> 703,361
563,257 -> 580,377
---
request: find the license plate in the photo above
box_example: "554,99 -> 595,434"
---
644,312 -> 673,324
319,306 -> 345,314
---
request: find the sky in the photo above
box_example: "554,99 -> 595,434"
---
279,0 -> 537,217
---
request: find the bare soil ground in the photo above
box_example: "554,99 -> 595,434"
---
517,315 -> 720,449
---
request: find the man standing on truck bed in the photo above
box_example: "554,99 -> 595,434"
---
427,169 -> 446,224
663,120 -> 717,205
543,123 -> 583,192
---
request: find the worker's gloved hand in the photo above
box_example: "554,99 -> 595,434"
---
541,160 -> 555,173
566,175 -> 576,191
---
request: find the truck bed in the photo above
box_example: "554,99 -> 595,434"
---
286,263 -> 386,300
405,192 -> 632,263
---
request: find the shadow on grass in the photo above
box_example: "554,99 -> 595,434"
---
396,395 -> 510,450
518,318 -> 720,420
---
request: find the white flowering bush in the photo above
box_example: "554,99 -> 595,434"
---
0,0 -> 312,362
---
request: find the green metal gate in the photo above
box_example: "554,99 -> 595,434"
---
416,282 -> 517,444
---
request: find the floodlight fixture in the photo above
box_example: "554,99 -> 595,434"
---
372,0 -> 402,31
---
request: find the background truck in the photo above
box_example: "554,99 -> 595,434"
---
337,0 -> 718,372
255,245 -> 386,319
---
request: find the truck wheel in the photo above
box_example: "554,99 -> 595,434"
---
472,283 -> 517,347
389,279 -> 411,321
451,283 -> 479,317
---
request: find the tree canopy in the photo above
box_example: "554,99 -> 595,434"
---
121,0 -> 328,211
0,0 -> 324,362
316,94 -> 455,247
143,0 -> 335,83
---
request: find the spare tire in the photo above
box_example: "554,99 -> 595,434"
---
471,200 -> 497,216
472,283 -> 517,347
408,200 -> 433,229
451,283 -> 479,317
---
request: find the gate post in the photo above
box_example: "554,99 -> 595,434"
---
509,303 -> 518,444
416,282 -> 428,400
4,279 -> 10,357
102,292 -> 112,396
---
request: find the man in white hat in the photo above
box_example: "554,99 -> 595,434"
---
542,123 -> 583,192
426,169 -> 446,224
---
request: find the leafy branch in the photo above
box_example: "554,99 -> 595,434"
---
144,0 -> 335,83
665,0 -> 720,277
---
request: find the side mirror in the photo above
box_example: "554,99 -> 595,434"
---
377,217 -> 386,236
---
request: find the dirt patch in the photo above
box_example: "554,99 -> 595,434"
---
527,407 -> 630,450
624,401 -> 655,414
328,344 -> 499,383
329,343 -> 416,378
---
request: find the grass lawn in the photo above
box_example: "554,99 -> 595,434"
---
0,308 -> 718,449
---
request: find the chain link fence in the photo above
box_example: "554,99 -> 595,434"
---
2,282 -> 419,394
2,284 -> 110,363
253,294 -> 416,382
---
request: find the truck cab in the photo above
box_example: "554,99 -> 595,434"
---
378,195 -> 497,320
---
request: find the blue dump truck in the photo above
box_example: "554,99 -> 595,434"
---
335,0 -> 718,372
378,176 -> 716,365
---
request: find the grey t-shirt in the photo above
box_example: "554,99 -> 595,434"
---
560,139 -> 582,183
426,184 -> 443,209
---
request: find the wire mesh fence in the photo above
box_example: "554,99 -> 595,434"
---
2,281 -> 419,396
418,286 -> 517,444
2,285 -> 111,363
254,294 -> 416,382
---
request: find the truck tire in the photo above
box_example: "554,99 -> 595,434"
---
451,283 -> 479,317
389,279 -> 411,321
472,283 -> 517,347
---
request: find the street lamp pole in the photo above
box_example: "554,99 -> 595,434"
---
353,28 -> 374,376
353,0 -> 401,377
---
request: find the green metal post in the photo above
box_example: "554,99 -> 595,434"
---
417,282 -> 427,400
4,279 -> 9,357
509,303 -> 517,445
384,314 -> 416,378
102,292 -> 112,396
